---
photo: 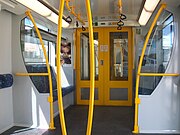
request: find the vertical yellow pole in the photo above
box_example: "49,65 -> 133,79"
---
25,11 -> 55,129
85,0 -> 95,135
57,0 -> 67,135
133,4 -> 167,133
118,0 -> 122,14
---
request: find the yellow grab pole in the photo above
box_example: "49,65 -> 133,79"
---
133,4 -> 167,133
85,0 -> 95,135
139,73 -> 179,76
56,0 -> 67,135
118,0 -> 122,14
25,11 -> 55,129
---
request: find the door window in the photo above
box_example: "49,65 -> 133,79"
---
110,32 -> 128,81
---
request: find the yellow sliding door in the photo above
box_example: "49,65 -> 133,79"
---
76,27 -> 133,106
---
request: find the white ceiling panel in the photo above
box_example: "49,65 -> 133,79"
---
72,0 -> 143,22
1,0 -> 180,27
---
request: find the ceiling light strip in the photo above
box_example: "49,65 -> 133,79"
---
138,0 -> 160,26
37,0 -> 66,21
15,0 -> 69,28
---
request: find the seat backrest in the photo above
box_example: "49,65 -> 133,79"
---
0,74 -> 13,89
25,64 -> 57,93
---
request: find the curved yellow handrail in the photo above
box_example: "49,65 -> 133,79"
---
56,0 -> 67,135
85,0 -> 95,135
25,11 -> 55,129
65,0 -> 85,25
133,4 -> 167,133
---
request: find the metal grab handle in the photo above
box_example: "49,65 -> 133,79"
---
65,16 -> 72,23
117,20 -> 124,26
120,13 -> 127,20
82,26 -> 86,31
117,26 -> 122,30
76,21 -> 79,27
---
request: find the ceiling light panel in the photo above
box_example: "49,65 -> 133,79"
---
144,0 -> 160,12
138,8 -> 152,25
16,0 -> 52,16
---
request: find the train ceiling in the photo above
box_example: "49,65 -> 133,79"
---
0,0 -> 180,27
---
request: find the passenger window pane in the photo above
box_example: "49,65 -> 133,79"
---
20,17 -> 57,94
80,33 -> 98,80
110,32 -> 128,81
138,10 -> 174,95
21,18 -> 49,64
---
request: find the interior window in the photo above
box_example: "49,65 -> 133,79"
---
20,17 -> 56,64
139,10 -> 174,95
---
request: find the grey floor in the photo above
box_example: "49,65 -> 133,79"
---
1,105 -> 179,135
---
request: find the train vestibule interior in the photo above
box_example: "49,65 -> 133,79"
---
0,0 -> 180,134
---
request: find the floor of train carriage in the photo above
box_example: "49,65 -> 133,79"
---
1,105 -> 177,135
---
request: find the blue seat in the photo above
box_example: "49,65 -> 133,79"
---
53,86 -> 75,101
25,64 -> 74,101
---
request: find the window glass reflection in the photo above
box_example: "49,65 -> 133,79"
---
21,18 -> 50,64
80,33 -> 99,80
110,32 -> 128,81
139,10 -> 174,95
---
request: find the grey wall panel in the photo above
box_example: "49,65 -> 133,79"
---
11,14 -> 75,128
0,11 -> 13,133
138,7 -> 180,133
12,14 -> 51,128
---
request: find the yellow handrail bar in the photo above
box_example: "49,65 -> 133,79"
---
25,11 -> 55,129
85,0 -> 95,135
133,4 -> 167,133
65,0 -> 85,25
16,73 -> 49,76
118,0 -> 122,14
57,0 -> 67,135
139,73 -> 179,76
